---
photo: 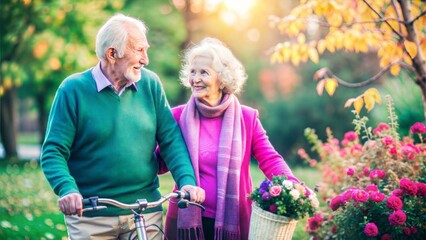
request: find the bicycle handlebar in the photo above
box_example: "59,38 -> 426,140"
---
82,191 -> 204,212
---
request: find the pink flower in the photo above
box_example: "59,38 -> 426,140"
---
416,182 -> 426,197
365,184 -> 378,192
352,189 -> 369,202
309,159 -> 317,167
341,188 -> 356,201
343,131 -> 358,142
389,146 -> 398,155
269,203 -> 277,213
373,123 -> 390,135
386,196 -> 403,210
346,167 -> 355,176
382,136 -> 394,146
381,234 -> 392,240
330,195 -> 345,211
269,185 -> 282,197
307,214 -> 324,231
363,167 -> 370,176
391,189 -> 404,198
370,170 -> 386,180
370,192 -> 385,202
364,222 -> 379,237
400,178 -> 417,196
297,148 -> 308,159
388,210 -> 407,226
410,122 -> 426,134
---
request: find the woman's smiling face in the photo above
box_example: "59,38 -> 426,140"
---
189,56 -> 223,107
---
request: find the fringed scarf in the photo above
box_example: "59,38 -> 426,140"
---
177,94 -> 244,240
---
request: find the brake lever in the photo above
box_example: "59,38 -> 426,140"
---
177,199 -> 206,211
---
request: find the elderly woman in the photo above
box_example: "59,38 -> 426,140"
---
159,37 -> 303,240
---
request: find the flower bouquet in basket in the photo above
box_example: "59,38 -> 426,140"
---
248,175 -> 319,240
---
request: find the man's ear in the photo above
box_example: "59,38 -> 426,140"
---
106,48 -> 116,62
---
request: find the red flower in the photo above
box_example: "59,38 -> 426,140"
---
330,195 -> 345,211
416,182 -> 426,197
399,178 -> 418,196
386,196 -> 403,210
364,222 -> 379,237
269,203 -> 277,213
388,210 -> 407,226
381,234 -> 392,240
402,227 -> 412,236
410,122 -> 426,134
307,214 -> 324,231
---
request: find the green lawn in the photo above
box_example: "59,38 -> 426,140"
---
0,160 -> 320,239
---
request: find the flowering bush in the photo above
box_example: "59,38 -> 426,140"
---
299,96 -> 426,239
248,175 -> 319,220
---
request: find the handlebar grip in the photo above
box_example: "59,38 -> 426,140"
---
175,190 -> 191,200
82,196 -> 99,206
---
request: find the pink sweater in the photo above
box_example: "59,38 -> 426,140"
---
165,104 -> 299,239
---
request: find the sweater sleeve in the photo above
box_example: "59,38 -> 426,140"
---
151,77 -> 196,188
249,109 -> 300,183
40,84 -> 80,197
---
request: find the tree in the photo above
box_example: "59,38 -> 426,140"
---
1,0 -> 123,159
269,0 -> 426,117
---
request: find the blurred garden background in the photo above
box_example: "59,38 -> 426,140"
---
1,0 -> 425,239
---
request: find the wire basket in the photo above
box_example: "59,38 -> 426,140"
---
249,203 -> 298,240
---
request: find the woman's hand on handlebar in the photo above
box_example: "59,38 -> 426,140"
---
180,185 -> 205,203
58,192 -> 83,217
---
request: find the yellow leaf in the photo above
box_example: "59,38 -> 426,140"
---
291,48 -> 301,66
353,97 -> 364,114
324,78 -> 338,96
308,47 -> 319,64
390,64 -> 400,76
316,79 -> 325,96
363,94 -> 375,112
404,40 -> 417,58
317,39 -> 327,54
364,88 -> 382,105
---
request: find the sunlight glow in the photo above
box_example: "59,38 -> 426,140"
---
223,0 -> 255,18
204,0 -> 256,19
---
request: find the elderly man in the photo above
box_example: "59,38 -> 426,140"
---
40,14 -> 204,240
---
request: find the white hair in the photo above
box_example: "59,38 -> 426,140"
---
180,37 -> 247,94
95,14 -> 147,60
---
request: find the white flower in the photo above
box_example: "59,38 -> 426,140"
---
309,195 -> 320,208
290,189 -> 300,199
282,180 -> 293,190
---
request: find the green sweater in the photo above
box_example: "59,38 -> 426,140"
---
41,67 -> 196,216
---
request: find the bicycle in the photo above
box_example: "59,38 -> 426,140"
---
82,191 -> 205,240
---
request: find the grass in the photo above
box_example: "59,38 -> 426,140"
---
0,160 -> 320,239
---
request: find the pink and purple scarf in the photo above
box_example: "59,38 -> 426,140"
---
177,94 -> 245,240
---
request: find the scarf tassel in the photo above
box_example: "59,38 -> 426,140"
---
177,227 -> 205,240
214,228 -> 241,240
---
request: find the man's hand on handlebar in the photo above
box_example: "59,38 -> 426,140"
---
58,192 -> 83,217
180,185 -> 205,203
